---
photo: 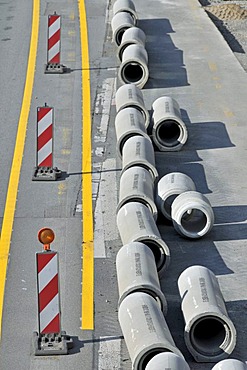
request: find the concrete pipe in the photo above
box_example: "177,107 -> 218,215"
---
156,172 -> 196,221
178,265 -> 237,362
111,12 -> 135,46
117,166 -> 158,221
171,190 -> 214,239
146,352 -> 190,370
115,84 -> 150,129
122,135 -> 159,182
113,0 -> 137,23
119,44 -> 149,89
118,292 -> 184,370
116,201 -> 170,274
211,359 -> 247,370
115,107 -> 149,158
116,242 -> 167,313
152,96 -> 188,151
117,26 -> 146,62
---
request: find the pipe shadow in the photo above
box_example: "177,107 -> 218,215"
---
213,205 -> 247,224
155,118 -> 234,193
137,18 -> 189,89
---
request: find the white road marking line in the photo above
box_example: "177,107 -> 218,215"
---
94,78 -> 115,143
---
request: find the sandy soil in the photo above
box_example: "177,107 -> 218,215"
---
198,0 -> 247,71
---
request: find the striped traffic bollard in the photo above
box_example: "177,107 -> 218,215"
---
32,104 -> 61,181
45,12 -> 65,73
33,228 -> 73,355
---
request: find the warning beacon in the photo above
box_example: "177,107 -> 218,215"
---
33,228 -> 73,355
38,227 -> 55,251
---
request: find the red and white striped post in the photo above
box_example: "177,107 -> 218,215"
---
45,13 -> 65,73
37,105 -> 53,168
36,251 -> 61,334
32,104 -> 61,181
33,228 -> 73,355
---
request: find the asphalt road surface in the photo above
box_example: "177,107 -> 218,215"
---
0,0 -> 247,369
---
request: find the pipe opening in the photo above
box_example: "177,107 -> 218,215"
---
122,62 -> 144,84
120,133 -> 142,155
191,317 -> 230,356
122,198 -> 153,215
119,43 -> 131,61
139,348 -> 171,370
126,288 -> 162,311
140,240 -> 165,271
162,194 -> 178,218
156,120 -> 181,147
181,208 -> 207,233
116,28 -> 128,46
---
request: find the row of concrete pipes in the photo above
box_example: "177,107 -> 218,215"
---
111,0 -> 149,88
110,0 -> 242,368
114,84 -> 239,370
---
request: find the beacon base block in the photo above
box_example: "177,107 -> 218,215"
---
33,331 -> 73,356
32,166 -> 62,181
45,63 -> 66,74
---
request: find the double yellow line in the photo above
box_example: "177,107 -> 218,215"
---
0,0 -> 94,337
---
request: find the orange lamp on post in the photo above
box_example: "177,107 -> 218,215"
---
38,227 -> 55,251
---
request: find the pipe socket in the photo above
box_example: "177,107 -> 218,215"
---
152,96 -> 188,151
117,166 -> 158,221
171,190 -> 214,238
156,172 -> 196,221
117,26 -> 146,61
116,242 -> 167,313
119,44 -> 149,89
122,135 -> 159,182
118,292 -> 184,370
116,201 -> 170,274
111,11 -> 135,46
146,352 -> 190,370
113,0 -> 137,23
178,265 -> 237,362
211,359 -> 247,370
115,107 -> 149,158
115,84 -> 150,129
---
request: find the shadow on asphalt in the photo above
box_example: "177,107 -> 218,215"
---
138,18 -> 190,89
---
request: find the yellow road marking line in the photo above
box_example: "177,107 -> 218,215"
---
224,109 -> 234,118
0,0 -> 40,338
208,61 -> 217,72
78,0 -> 94,330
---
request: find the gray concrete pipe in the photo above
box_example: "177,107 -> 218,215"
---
156,172 -> 196,221
116,242 -> 167,313
178,265 -> 237,362
115,107 -> 149,158
115,84 -> 150,129
118,292 -> 184,370
122,135 -> 159,182
152,96 -> 188,151
117,166 -> 158,221
117,26 -> 146,62
211,359 -> 247,370
171,190 -> 214,239
113,0 -> 137,23
118,44 -> 149,89
111,11 -> 135,46
116,201 -> 170,274
146,352 -> 190,370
